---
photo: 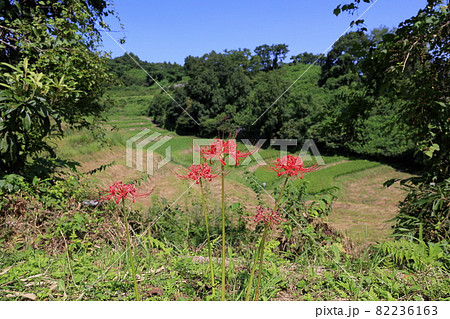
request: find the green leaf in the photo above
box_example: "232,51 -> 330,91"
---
0,62 -> 20,72
3,102 -> 19,115
58,279 -> 66,291
0,82 -> 12,90
23,113 -> 31,130
0,134 -> 8,153
36,105 -> 49,117
230,202 -> 241,210
424,143 -> 440,158
23,58 -> 28,72
318,200 -> 326,211
8,138 -> 17,161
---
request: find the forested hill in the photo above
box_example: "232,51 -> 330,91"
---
108,31 -> 415,160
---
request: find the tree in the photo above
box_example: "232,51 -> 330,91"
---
318,31 -> 372,88
242,70 -> 290,139
373,1 -> 449,181
149,49 -> 253,136
290,52 -> 326,66
333,0 -> 373,31
0,0 -> 114,177
314,27 -> 415,158
336,0 -> 450,241
254,44 -> 289,71
106,53 -> 185,87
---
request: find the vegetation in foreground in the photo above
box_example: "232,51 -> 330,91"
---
0,166 -> 448,301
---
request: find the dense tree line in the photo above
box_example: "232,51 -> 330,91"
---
332,0 -> 449,241
147,45 -> 330,142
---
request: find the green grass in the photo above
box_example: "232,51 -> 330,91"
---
103,85 -> 160,116
300,160 -> 381,194
251,156 -> 366,192
1,233 -> 448,301
56,129 -> 124,158
56,120 -> 380,197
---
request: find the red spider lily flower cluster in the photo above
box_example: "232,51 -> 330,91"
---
101,181 -> 151,204
245,205 -> 286,228
269,155 -> 317,179
177,163 -> 218,184
201,139 -> 254,166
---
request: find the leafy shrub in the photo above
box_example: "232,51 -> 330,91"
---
376,238 -> 449,271
272,182 -> 341,255
391,178 -> 449,242
0,174 -> 28,194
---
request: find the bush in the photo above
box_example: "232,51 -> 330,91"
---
391,178 -> 449,242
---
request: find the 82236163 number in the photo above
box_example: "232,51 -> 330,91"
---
376,306 -> 437,316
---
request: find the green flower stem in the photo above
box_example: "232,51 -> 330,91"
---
221,163 -> 226,301
245,225 -> 265,301
254,223 -> 270,301
251,176 -> 289,301
122,199 -> 140,301
199,178 -> 216,298
273,176 -> 289,212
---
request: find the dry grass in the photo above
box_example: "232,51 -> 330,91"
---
328,165 -> 412,244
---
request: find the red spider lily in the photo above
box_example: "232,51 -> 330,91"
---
177,163 -> 219,184
244,205 -> 286,228
269,155 -> 317,179
101,181 -> 151,204
200,139 -> 227,165
201,138 -> 254,166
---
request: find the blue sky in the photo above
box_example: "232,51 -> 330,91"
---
101,0 -> 428,64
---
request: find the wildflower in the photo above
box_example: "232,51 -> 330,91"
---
200,139 -> 227,165
100,181 -> 151,301
201,138 -> 253,166
269,155 -> 317,179
245,205 -> 286,229
176,162 -> 217,297
101,181 -> 151,204
177,163 -> 218,184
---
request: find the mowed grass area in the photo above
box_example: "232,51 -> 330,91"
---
54,89 -> 411,243
329,166 -> 412,244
